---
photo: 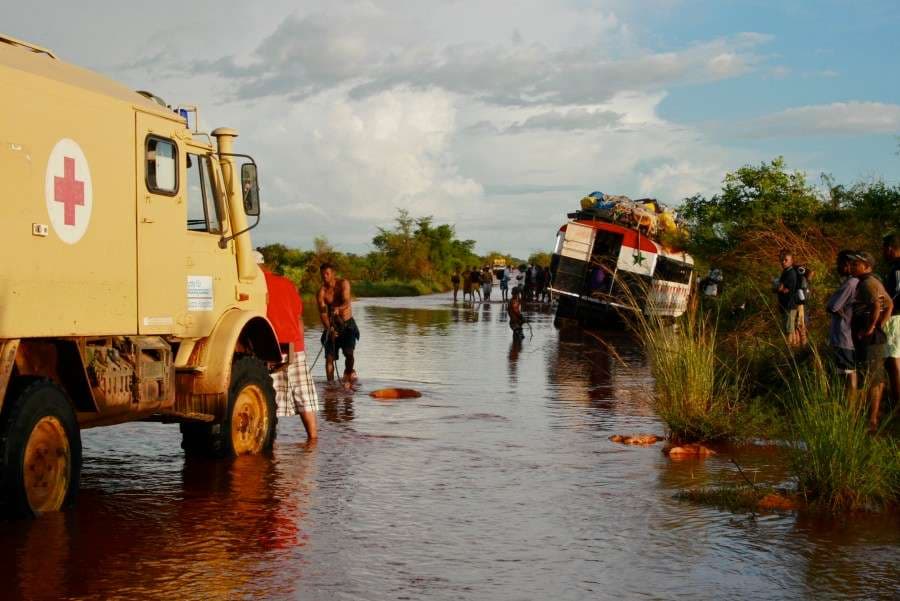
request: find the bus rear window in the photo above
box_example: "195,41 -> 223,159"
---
655,256 -> 692,284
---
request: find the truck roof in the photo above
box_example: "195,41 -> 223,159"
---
0,33 -> 182,122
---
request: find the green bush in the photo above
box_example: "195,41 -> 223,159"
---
352,279 -> 444,297
632,305 -> 747,443
786,366 -> 900,511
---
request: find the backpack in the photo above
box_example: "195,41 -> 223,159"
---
795,265 -> 810,304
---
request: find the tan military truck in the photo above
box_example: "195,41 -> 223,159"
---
0,34 -> 284,517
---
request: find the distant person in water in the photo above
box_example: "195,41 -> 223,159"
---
508,287 -> 525,340
470,267 -> 482,302
462,268 -> 473,303
482,266 -> 493,301
500,266 -> 510,302
540,266 -> 551,302
451,269 -> 461,302
317,262 -> 360,387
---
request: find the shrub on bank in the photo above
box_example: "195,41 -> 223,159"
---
352,279 -> 444,297
786,367 -> 900,512
633,306 -> 747,443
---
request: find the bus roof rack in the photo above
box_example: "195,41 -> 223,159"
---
0,34 -> 57,59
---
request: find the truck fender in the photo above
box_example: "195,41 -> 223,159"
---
182,309 -> 280,398
5,339 -> 98,415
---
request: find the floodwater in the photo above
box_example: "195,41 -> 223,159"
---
1,295 -> 899,600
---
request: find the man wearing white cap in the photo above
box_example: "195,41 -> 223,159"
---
255,250 -> 319,440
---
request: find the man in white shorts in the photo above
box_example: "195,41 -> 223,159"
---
257,251 -> 319,440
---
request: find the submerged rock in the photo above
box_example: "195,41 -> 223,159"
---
756,493 -> 798,511
369,388 -> 422,400
608,434 -> 664,445
662,443 -> 716,458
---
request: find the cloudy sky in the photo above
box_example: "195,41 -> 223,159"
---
5,1 -> 899,257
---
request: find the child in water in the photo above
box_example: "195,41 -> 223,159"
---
508,287 -> 525,340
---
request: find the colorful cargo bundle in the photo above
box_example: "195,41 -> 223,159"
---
577,191 -> 683,247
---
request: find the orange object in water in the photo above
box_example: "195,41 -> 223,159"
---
369,388 -> 422,400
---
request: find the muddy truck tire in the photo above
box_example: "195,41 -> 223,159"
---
0,378 -> 82,517
181,357 -> 276,458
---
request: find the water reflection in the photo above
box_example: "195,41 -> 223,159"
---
363,305 -> 452,336
321,385 -> 356,423
507,338 -> 522,382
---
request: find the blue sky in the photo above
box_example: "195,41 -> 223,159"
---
4,1 -> 898,257
656,0 -> 899,182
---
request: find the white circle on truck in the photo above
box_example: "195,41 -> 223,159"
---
44,138 -> 93,244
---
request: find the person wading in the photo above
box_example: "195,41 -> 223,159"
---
257,251 -> 318,440
317,262 -> 360,387
508,286 -> 525,340
451,269 -> 461,302
462,268 -> 473,303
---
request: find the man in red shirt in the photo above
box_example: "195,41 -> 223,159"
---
256,251 -> 318,440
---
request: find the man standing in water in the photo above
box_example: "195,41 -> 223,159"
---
451,268 -> 461,302
257,252 -> 318,440
317,263 -> 360,386
508,287 -> 525,340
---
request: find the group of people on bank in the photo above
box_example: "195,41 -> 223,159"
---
776,237 -> 900,432
451,264 -> 552,304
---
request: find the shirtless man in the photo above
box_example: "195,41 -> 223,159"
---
317,263 -> 360,385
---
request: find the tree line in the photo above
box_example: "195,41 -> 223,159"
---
258,209 -> 553,296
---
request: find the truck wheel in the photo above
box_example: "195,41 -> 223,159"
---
0,379 -> 82,517
180,357 -> 276,458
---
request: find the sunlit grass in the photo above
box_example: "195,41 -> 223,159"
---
785,365 -> 900,511
629,297 -> 747,443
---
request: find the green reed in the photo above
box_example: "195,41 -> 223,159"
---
785,365 -> 900,511
630,300 -> 746,443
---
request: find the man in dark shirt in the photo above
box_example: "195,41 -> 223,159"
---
881,234 -> 900,412
849,251 -> 892,432
775,250 -> 803,346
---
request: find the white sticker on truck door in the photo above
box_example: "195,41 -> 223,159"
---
187,275 -> 214,311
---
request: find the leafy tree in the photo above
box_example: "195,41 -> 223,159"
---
681,157 -> 823,254
527,251 -> 552,267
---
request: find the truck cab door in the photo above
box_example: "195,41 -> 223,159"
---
135,112 -> 187,335
182,145 -> 238,338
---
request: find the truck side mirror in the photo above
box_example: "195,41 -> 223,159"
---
241,163 -> 260,216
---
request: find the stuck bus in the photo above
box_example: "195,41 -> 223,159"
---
549,206 -> 694,325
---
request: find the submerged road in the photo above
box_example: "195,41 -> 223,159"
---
1,294 -> 898,600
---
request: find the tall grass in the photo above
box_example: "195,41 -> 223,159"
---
785,365 -> 900,511
631,303 -> 747,443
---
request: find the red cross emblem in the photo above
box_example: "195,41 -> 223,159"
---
54,156 -> 85,226
45,138 -> 93,244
